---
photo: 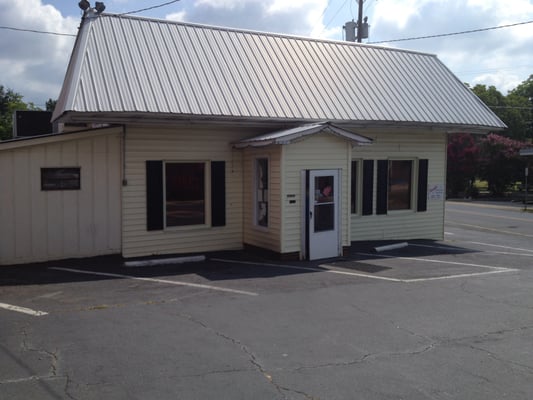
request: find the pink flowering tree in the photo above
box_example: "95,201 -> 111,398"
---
478,134 -> 528,196
447,133 -> 480,197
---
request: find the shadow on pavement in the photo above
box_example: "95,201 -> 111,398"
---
0,240 -> 479,287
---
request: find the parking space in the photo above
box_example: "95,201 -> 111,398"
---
1,201 -> 533,400
0,227 -> 530,322
0,233 -> 528,318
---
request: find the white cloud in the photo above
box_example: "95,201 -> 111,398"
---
166,10 -> 186,21
1,0 -> 531,107
368,0 -> 533,93
0,0 -> 78,106
172,0 -> 327,37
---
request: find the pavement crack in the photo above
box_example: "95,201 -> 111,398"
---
63,373 -> 78,400
177,312 -> 317,399
21,327 -> 59,378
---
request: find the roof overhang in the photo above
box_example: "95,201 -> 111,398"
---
233,122 -> 373,148
0,126 -> 122,151
55,111 -> 505,134
520,148 -> 533,157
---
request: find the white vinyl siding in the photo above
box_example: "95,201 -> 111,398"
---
282,133 -> 352,254
243,147 -> 282,252
0,129 -> 121,265
351,130 -> 446,241
122,126 -> 244,258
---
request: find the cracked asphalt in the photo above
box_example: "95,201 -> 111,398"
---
1,200 -> 533,399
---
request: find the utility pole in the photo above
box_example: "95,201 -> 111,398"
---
356,0 -> 364,43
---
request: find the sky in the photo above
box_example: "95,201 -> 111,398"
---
0,0 -> 532,108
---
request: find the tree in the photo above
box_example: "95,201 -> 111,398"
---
478,134 -> 528,196
0,85 -> 29,140
471,83 -> 532,141
508,75 -> 533,142
447,133 -> 480,197
510,74 -> 533,99
46,98 -> 57,113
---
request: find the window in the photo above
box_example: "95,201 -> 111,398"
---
255,158 -> 269,227
365,159 -> 428,216
388,160 -> 413,211
41,167 -> 80,190
165,162 -> 206,227
146,160 -> 225,231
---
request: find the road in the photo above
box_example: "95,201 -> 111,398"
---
445,200 -> 533,261
1,200 -> 532,399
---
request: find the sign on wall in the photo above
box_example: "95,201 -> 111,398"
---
428,184 -> 444,201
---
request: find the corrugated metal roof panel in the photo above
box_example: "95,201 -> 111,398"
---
234,123 -> 373,148
53,14 -> 506,130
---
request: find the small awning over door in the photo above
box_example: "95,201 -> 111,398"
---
233,122 -> 373,148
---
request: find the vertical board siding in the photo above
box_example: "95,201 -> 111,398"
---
122,126 -> 244,258
351,130 -> 446,241
0,130 -> 122,265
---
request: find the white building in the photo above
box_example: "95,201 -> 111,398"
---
0,12 -> 505,265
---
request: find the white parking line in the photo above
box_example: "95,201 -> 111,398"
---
355,252 -> 510,271
467,241 -> 533,254
50,267 -> 258,296
351,252 -> 517,282
412,242 -> 533,258
447,222 -> 533,238
0,303 -> 48,316
213,257 -> 517,283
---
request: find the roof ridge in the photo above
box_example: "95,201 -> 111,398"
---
96,13 -> 437,58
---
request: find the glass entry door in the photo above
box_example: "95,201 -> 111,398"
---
308,170 -> 340,260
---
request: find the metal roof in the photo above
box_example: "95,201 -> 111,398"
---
53,13 -> 506,131
234,123 -> 373,148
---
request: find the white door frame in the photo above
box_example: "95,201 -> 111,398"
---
303,169 -> 341,260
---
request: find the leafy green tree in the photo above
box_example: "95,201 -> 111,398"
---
471,83 -> 532,141
0,85 -> 29,140
46,98 -> 57,113
508,75 -> 533,142
510,74 -> 533,99
472,84 -> 505,108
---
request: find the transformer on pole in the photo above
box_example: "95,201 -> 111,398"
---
343,0 -> 369,43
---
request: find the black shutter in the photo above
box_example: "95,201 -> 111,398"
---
211,161 -> 226,227
376,160 -> 388,215
146,161 -> 164,231
362,160 -> 374,216
417,159 -> 429,212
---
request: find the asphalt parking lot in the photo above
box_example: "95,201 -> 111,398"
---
1,200 -> 533,400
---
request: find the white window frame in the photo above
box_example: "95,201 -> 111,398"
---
163,161 -> 210,229
254,157 -> 269,229
387,158 -> 416,213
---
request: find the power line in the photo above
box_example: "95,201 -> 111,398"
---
323,0 -> 350,32
364,0 -> 378,14
319,0 -> 332,19
0,25 -> 76,37
0,0 -> 183,37
488,106 -> 532,110
119,0 -> 181,16
370,20 -> 533,44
